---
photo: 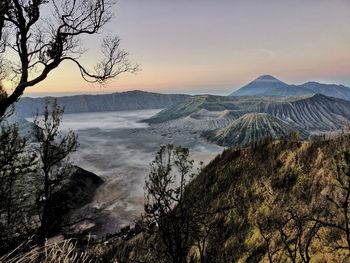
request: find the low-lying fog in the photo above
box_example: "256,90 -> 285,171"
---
30,109 -> 223,236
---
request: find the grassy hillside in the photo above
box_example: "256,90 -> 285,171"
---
106,135 -> 350,262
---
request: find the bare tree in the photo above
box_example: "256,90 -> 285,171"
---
313,150 -> 350,252
253,179 -> 322,263
0,0 -> 138,116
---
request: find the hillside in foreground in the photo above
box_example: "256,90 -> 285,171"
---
6,134 -> 350,262
100,134 -> 350,262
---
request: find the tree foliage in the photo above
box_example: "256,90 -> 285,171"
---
0,122 -> 36,252
0,100 -> 78,254
143,144 -> 196,263
33,99 -> 78,241
138,144 -> 228,263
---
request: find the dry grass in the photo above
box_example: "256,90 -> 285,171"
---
0,239 -> 93,263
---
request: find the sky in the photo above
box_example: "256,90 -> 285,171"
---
23,0 -> 350,96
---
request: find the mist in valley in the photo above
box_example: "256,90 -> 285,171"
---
29,109 -> 223,236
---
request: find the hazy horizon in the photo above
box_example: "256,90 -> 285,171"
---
21,0 -> 350,96
24,74 -> 350,98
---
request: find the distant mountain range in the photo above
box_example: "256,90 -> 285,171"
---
230,75 -> 350,100
13,77 -> 350,148
15,90 -> 191,117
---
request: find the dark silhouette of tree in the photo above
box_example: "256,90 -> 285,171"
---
143,144 -> 197,263
0,85 -> 10,121
0,0 -> 138,117
0,85 -> 6,103
140,144 -> 229,263
0,121 -> 36,252
33,99 -> 78,242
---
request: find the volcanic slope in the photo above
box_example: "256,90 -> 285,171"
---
205,113 -> 309,147
146,94 -> 350,133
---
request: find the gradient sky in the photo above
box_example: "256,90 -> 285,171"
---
25,0 -> 350,96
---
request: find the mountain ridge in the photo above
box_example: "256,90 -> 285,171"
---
230,75 -> 350,100
145,94 -> 350,147
15,90 -> 191,117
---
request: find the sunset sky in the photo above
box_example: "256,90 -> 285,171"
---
25,0 -> 350,96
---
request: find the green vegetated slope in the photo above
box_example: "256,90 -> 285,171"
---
113,135 -> 350,262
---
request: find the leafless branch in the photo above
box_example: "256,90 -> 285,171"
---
0,0 -> 137,117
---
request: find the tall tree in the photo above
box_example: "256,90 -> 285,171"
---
0,122 -> 36,252
33,99 -> 78,241
0,0 -> 137,116
143,144 -> 196,263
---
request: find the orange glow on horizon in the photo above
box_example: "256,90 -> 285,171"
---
14,0 -> 350,96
